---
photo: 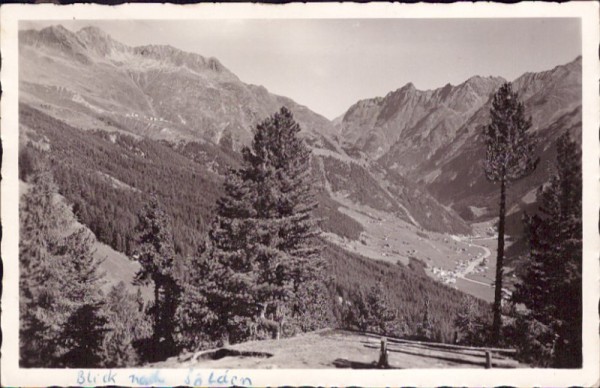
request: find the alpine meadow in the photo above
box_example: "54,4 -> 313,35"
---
17,19 -> 583,369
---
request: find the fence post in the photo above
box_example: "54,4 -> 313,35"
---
485,351 -> 492,369
378,337 -> 389,368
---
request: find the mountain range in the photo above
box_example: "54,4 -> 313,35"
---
18,24 -> 582,298
19,25 -> 474,235
19,25 -> 338,149
339,56 -> 581,221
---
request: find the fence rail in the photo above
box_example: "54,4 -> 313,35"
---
383,336 -> 517,354
371,336 -> 518,369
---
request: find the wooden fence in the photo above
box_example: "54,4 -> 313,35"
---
370,336 -> 518,369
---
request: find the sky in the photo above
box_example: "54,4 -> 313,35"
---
22,19 -> 581,119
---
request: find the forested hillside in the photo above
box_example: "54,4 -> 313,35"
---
20,104 -> 365,257
323,241 -> 487,342
19,104 -> 490,366
21,103 -> 219,257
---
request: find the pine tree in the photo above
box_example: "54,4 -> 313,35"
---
513,133 -> 582,367
292,278 -> 333,332
132,194 -> 180,360
175,246 -> 223,350
20,166 -> 109,367
365,283 -> 398,336
347,283 -> 398,335
192,107 -> 324,343
348,287 -> 371,332
19,143 -> 37,181
454,297 -> 491,346
241,107 -> 323,330
57,228 -> 109,367
59,304 -> 109,367
483,82 -> 538,344
60,228 -> 105,303
416,298 -> 434,340
102,282 -> 152,367
202,170 -> 261,343
19,169 -> 71,366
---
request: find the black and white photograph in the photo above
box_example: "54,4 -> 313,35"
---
1,2 -> 599,386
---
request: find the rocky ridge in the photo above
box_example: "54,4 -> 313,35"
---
338,56 -> 582,220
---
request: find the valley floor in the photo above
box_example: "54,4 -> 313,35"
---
323,202 -> 503,302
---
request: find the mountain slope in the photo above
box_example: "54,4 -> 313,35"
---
19,178 -> 146,298
20,104 -> 489,343
339,56 -> 582,222
19,25 -> 338,150
415,57 -> 582,221
338,76 -> 505,161
314,152 -> 470,234
19,24 -> 470,238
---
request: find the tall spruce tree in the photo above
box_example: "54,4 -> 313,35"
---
242,106 -> 323,332
198,107 -> 324,343
20,169 -> 71,366
513,133 -> 582,367
59,304 -> 110,367
483,82 -> 538,344
345,283 -> 398,335
203,170 -> 261,343
454,297 -> 491,346
416,298 -> 434,341
132,195 -> 180,360
175,244 -> 224,349
57,228 -> 109,367
102,282 -> 152,367
292,277 -> 333,332
20,166 -> 109,367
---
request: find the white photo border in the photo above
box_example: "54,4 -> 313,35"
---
1,2 -> 598,386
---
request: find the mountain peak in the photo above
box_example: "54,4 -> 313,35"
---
513,54 -> 581,99
401,82 -> 416,91
465,75 -> 485,84
207,57 -> 225,72
19,25 -> 93,63
77,26 -> 109,38
458,75 -> 506,99
41,24 -> 71,36
382,82 -> 418,99
37,24 -> 78,44
565,55 -> 582,69
464,74 -> 505,86
76,26 -> 114,45
76,26 -> 126,57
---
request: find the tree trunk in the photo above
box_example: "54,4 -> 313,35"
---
492,176 -> 506,344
